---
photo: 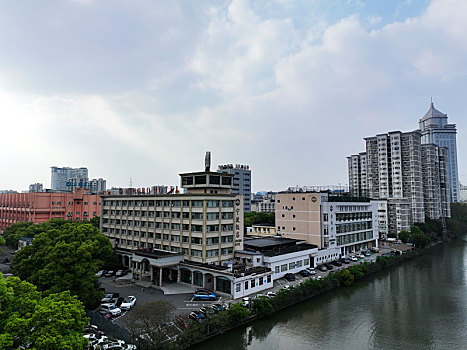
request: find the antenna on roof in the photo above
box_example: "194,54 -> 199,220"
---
129,177 -> 133,188
431,96 -> 433,107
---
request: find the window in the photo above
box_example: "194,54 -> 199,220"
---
245,281 -> 249,290
259,278 -> 263,286
236,283 -> 241,293
267,275 -> 271,283
250,279 -> 255,288
274,266 -> 280,273
304,258 -> 309,266
281,264 -> 287,272
289,262 -> 295,269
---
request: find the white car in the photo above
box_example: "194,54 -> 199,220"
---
357,253 -> 365,259
242,297 -> 251,307
266,292 -> 276,298
350,256 -> 358,262
120,296 -> 136,311
307,268 -> 316,275
99,304 -> 121,317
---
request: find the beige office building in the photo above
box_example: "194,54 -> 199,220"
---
276,192 -> 378,255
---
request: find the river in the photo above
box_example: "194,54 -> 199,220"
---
193,235 -> 467,350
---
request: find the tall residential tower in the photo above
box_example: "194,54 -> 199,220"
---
419,102 -> 459,202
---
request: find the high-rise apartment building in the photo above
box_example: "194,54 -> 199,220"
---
29,183 -> 44,193
419,102 -> 459,202
348,129 -> 450,236
50,166 -> 106,193
51,166 -> 88,191
218,164 -> 251,212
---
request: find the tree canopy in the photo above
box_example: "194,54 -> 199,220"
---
244,212 -> 275,229
0,274 -> 88,350
2,219 -> 72,248
12,221 -> 115,307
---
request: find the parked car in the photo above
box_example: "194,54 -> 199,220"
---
331,260 -> 343,267
195,288 -> 215,294
357,253 -> 365,259
266,292 -> 277,298
193,290 -> 217,301
115,270 -> 127,277
299,269 -> 310,277
114,297 -> 125,308
95,270 -> 105,278
104,271 -> 114,277
363,251 -> 371,256
325,263 -> 334,270
120,296 -> 136,311
210,303 -> 226,313
307,267 -> 316,275
189,311 -> 205,322
101,293 -> 119,304
284,273 -> 296,281
317,265 -> 327,272
371,247 -> 380,253
341,258 -> 350,264
350,256 -> 358,262
199,306 -> 216,317
99,304 -> 122,317
177,315 -> 193,329
100,312 -> 112,320
84,325 -> 105,336
242,297 -> 251,307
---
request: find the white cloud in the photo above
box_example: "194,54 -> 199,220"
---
0,0 -> 466,190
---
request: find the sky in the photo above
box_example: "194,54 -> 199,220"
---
0,0 -> 466,192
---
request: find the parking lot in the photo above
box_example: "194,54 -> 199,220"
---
98,276 -> 229,318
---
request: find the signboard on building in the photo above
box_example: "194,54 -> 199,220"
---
117,186 -> 180,195
234,197 -> 244,250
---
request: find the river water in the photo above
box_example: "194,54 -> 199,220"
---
193,235 -> 467,350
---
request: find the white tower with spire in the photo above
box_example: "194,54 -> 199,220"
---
419,100 -> 459,202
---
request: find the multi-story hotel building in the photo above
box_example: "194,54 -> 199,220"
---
419,102 -> 459,202
0,188 -> 101,232
275,192 -> 379,256
100,166 -> 244,267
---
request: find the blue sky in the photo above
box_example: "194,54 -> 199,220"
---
0,0 -> 465,192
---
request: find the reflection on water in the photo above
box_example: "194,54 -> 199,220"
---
192,236 -> 467,350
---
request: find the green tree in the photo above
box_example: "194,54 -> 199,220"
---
411,232 -> 430,248
339,268 -> 355,287
2,221 -> 35,248
12,221 -> 115,307
0,275 -> 88,350
244,212 -> 275,229
398,230 -> 411,243
251,296 -> 274,318
228,303 -> 250,323
89,216 -> 100,230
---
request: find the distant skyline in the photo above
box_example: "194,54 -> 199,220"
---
0,0 -> 465,192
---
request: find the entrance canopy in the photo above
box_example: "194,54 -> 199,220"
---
131,249 -> 184,268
